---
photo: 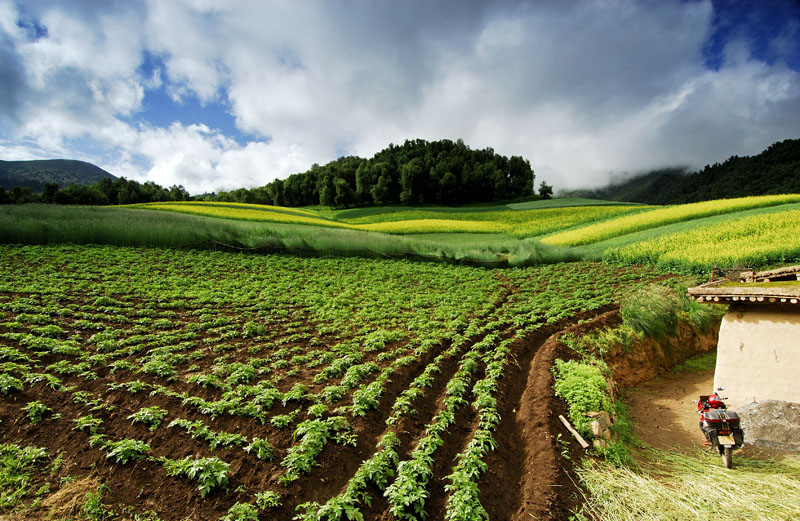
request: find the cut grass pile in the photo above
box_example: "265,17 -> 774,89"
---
578,448 -> 800,521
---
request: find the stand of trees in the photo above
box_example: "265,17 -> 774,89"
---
0,177 -> 189,205
209,138 -> 535,208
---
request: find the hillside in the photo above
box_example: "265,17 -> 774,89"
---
565,139 -> 800,204
0,159 -> 116,191
3,194 -> 800,273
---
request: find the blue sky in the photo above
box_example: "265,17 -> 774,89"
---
1,0 -> 799,194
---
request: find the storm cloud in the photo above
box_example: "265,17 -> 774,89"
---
0,0 -> 798,194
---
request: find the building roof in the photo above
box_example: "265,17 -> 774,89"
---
688,265 -> 800,305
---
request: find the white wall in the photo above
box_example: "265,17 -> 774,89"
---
714,305 -> 800,408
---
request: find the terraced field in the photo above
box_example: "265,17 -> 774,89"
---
0,245 -> 663,520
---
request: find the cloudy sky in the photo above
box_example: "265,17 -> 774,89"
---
1,0 -> 799,195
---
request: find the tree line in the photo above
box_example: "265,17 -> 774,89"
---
2,138 -> 545,208
211,139 -> 538,208
0,177 -> 190,205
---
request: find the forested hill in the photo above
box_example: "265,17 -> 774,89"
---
218,138 -> 536,208
564,139 -> 800,204
0,159 -> 116,191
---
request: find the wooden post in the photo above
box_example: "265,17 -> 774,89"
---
558,414 -> 590,449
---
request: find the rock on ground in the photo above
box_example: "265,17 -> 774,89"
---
737,400 -> 800,453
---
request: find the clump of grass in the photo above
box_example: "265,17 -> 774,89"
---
620,285 -> 680,339
577,448 -> 800,521
561,325 -> 639,357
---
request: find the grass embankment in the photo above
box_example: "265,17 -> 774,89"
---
553,283 -> 719,466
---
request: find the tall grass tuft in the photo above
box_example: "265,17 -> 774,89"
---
620,285 -> 680,338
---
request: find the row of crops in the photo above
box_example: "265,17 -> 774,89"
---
0,245 -> 663,520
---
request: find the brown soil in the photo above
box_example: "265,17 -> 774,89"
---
626,369 -> 713,450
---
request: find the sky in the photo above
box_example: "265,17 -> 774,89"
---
1,0 -> 799,195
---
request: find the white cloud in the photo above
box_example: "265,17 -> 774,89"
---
0,0 -> 799,194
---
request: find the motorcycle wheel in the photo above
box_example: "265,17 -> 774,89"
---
722,446 -> 733,469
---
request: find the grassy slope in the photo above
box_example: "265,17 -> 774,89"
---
3,194 -> 800,271
0,204 -> 578,267
324,197 -> 642,220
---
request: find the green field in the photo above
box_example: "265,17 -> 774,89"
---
2,194 -> 800,520
3,194 -> 800,272
0,245 -> 663,520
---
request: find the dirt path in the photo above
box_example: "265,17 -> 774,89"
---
626,368 -> 714,450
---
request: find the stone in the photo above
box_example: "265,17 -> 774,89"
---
590,420 -> 603,438
594,411 -> 612,431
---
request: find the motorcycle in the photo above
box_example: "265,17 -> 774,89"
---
697,388 -> 744,468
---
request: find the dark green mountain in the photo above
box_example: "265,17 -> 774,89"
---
564,139 -> 800,204
0,159 -> 116,192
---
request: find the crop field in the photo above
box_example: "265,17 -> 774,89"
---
541,194 -> 800,247
127,202 -> 350,229
348,205 -> 647,237
602,207 -> 800,271
4,193 -> 800,274
0,244 -> 664,520
127,201 -> 647,238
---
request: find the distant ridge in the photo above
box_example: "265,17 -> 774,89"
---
564,138 -> 800,204
0,159 -> 116,191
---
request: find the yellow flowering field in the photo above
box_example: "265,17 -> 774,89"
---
603,208 -> 800,271
127,201 -> 354,229
129,201 -> 646,237
359,219 -> 501,234
542,194 -> 800,246
348,205 -> 646,236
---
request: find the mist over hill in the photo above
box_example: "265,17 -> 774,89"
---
0,159 -> 116,192
563,139 -> 800,204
